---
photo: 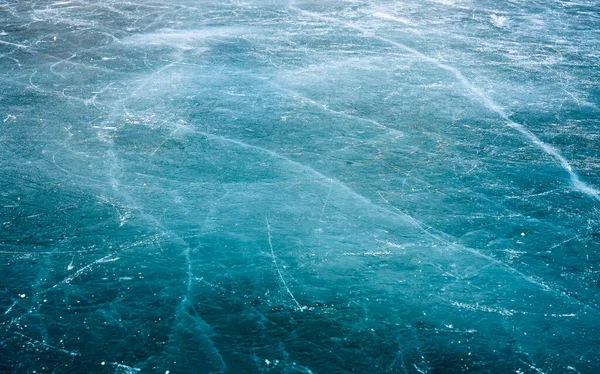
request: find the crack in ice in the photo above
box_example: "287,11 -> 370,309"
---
195,129 -> 600,314
266,217 -> 303,312
290,5 -> 600,202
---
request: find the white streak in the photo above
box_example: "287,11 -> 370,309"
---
41,254 -> 118,293
111,362 -> 141,373
199,130 -> 599,315
292,6 -> 600,202
196,130 -> 376,209
266,217 -> 303,311
372,12 -> 414,26
0,39 -> 30,49
4,300 -> 17,315
14,332 -> 79,357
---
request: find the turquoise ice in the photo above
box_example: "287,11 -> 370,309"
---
1,0 -> 600,372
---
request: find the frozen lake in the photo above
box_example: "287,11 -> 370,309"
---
1,0 -> 600,372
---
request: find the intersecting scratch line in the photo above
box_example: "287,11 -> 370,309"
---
289,5 -> 600,202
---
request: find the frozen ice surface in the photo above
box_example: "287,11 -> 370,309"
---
1,0 -> 600,372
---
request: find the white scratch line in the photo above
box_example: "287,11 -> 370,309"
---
14,332 -> 80,357
150,127 -> 179,156
198,130 -> 599,315
266,217 -> 302,311
42,254 -> 118,293
111,362 -> 141,373
0,40 -> 30,49
520,359 -> 548,374
291,6 -> 600,202
4,300 -> 18,315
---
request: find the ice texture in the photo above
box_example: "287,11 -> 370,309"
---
1,0 -> 600,373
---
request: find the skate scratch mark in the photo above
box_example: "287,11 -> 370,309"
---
4,300 -> 18,315
198,131 -> 600,314
14,332 -> 80,357
290,6 -> 600,202
266,217 -> 303,311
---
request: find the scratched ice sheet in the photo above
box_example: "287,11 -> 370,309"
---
1,0 -> 600,373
